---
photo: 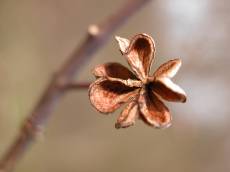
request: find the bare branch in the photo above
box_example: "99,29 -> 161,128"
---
64,82 -> 91,90
0,0 -> 151,171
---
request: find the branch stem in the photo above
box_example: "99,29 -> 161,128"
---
0,0 -> 151,171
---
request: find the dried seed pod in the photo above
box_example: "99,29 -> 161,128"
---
89,33 -> 187,129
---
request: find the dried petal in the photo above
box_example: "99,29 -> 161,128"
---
89,78 -> 139,113
153,78 -> 187,103
115,36 -> 130,54
138,88 -> 171,128
92,62 -> 141,87
153,59 -> 181,78
115,101 -> 138,129
92,62 -> 136,79
118,34 -> 155,81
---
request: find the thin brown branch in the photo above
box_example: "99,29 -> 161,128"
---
0,0 -> 151,171
64,82 -> 91,90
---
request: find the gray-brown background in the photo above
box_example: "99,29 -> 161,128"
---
0,0 -> 230,171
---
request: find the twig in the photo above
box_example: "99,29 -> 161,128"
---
0,0 -> 151,171
64,82 -> 91,90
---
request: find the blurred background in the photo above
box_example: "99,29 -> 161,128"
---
0,0 -> 230,171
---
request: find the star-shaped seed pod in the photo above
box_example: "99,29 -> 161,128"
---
89,33 -> 187,129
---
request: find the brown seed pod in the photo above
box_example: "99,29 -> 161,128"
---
89,33 -> 187,129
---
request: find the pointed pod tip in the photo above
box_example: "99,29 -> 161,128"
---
114,35 -> 130,54
182,96 -> 187,103
115,121 -> 135,129
114,35 -> 121,41
115,36 -> 126,44
175,58 -> 182,63
171,58 -> 182,68
115,123 -> 121,129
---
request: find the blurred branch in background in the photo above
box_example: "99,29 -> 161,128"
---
0,0 -> 151,171
64,82 -> 91,90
